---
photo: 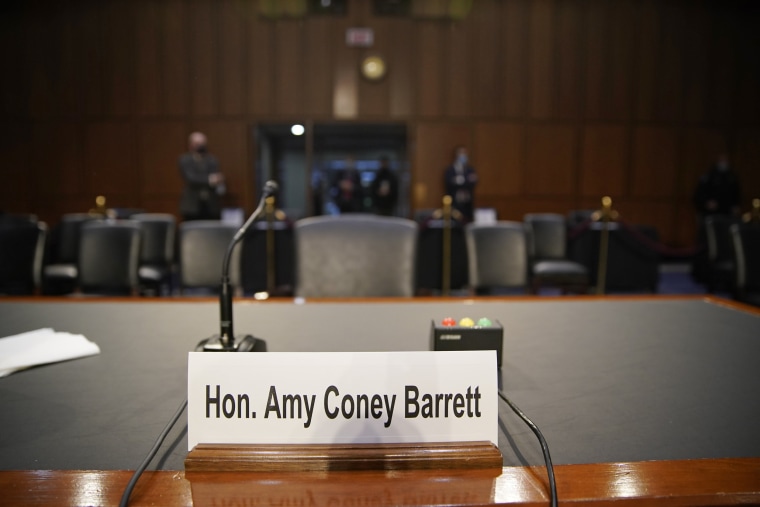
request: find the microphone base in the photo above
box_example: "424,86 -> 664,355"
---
196,334 -> 257,352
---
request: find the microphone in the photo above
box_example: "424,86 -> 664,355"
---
196,180 -> 279,352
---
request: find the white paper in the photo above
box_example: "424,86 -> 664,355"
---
187,350 -> 498,450
0,328 -> 101,377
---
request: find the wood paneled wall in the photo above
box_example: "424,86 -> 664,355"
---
1,0 -> 759,247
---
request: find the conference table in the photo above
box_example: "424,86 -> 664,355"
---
1,295 -> 759,506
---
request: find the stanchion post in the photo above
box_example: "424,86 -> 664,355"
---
442,195 -> 453,296
594,196 -> 619,295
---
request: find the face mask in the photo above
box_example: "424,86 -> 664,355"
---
457,154 -> 468,165
717,161 -> 728,171
196,145 -> 207,154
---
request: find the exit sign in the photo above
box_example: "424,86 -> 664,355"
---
346,27 -> 374,47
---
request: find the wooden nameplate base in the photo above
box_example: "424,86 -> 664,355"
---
185,441 -> 502,472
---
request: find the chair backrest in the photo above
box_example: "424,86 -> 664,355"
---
465,221 -> 528,290
731,223 -> 760,291
294,215 -> 418,298
179,221 -> 241,290
524,213 -> 567,260
415,221 -> 469,291
0,213 -> 38,224
240,220 -> 295,294
54,213 -> 100,264
705,215 -> 740,262
78,220 -> 142,294
131,213 -> 176,266
0,220 -> 47,294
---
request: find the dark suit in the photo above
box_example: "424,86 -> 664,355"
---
331,168 -> 363,214
693,165 -> 741,216
444,162 -> 477,222
370,166 -> 398,216
178,152 -> 222,221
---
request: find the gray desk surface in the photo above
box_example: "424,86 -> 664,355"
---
1,296 -> 759,471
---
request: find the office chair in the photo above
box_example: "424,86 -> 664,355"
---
704,215 -> 740,293
131,213 -> 176,296
524,213 -> 589,294
77,220 -> 142,296
730,222 -> 760,307
178,220 -> 241,295
0,218 -> 47,295
42,213 -> 101,294
415,218 -> 469,294
294,215 -> 418,298
464,221 -> 529,295
567,221 -> 661,293
0,213 -> 38,224
240,220 -> 295,295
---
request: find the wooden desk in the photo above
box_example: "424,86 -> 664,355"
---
3,458 -> 759,506
1,295 -> 759,505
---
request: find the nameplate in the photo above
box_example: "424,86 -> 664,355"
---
187,351 -> 497,451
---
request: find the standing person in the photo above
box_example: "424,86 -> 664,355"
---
370,156 -> 398,216
691,153 -> 741,283
444,145 -> 478,222
178,132 -> 225,221
311,163 -> 325,216
693,153 -> 741,218
331,156 -> 362,214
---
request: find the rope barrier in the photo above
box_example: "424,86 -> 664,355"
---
616,219 -> 703,258
565,208 -> 703,258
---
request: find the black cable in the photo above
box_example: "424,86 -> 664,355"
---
119,398 -> 188,507
498,391 -> 557,507
119,390 -> 553,507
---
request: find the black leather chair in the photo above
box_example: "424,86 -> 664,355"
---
42,213 -> 101,294
415,219 -> 469,294
464,221 -> 529,295
0,217 -> 47,295
0,213 -> 38,224
240,220 -> 294,296
77,220 -> 142,296
178,221 -> 241,295
568,222 -> 660,293
294,215 -> 418,298
131,213 -> 176,296
730,222 -> 760,307
524,213 -> 589,294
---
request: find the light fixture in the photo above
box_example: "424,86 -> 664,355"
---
360,55 -> 387,81
291,124 -> 305,136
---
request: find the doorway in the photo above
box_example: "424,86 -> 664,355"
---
254,122 -> 408,220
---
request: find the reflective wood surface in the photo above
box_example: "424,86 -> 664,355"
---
2,295 -> 758,505
185,441 -> 504,472
2,457 -> 759,506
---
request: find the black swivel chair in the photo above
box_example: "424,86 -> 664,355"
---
730,222 -> 760,307
294,215 -> 418,298
42,213 -> 100,294
0,217 -> 47,295
415,218 -> 469,294
240,220 -> 295,296
77,220 -> 142,296
524,213 -> 589,294
178,221 -> 241,295
464,221 -> 529,295
567,221 -> 661,293
131,213 -> 176,296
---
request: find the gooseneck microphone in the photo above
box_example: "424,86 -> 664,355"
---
196,180 -> 279,352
